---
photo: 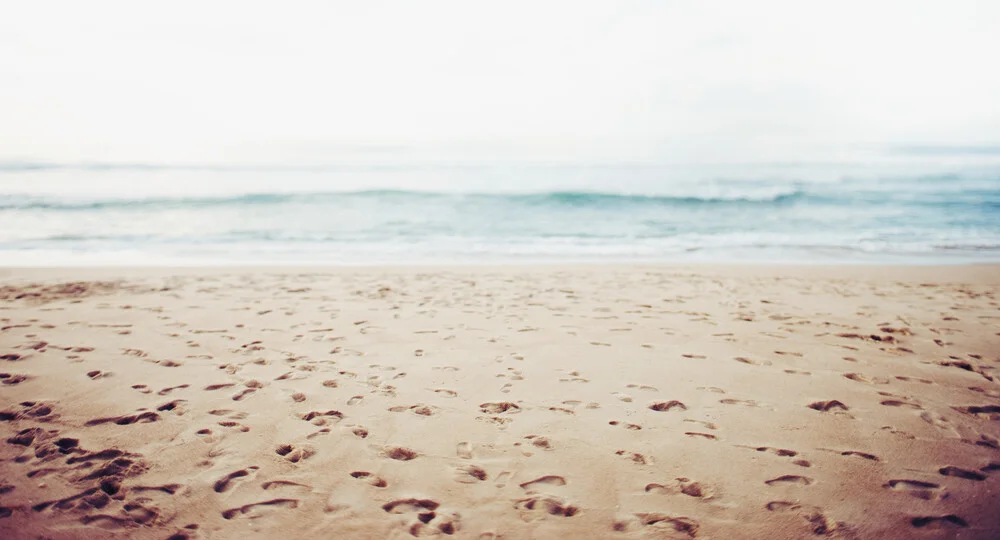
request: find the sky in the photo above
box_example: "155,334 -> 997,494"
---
2,0 -> 999,164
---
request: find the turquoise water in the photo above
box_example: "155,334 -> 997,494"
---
1,162 -> 998,265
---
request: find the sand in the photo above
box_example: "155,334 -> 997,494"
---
0,264 -> 998,539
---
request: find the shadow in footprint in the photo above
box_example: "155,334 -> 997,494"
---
222,499 -> 299,519
649,401 -> 687,412
808,400 -> 848,412
939,466 -> 986,481
765,475 -> 813,486
911,515 -> 968,529
885,479 -> 944,500
519,475 -> 566,490
214,467 -> 258,493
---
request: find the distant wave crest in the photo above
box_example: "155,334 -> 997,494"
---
0,189 -> 811,212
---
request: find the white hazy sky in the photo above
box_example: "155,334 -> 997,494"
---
2,0 -> 999,164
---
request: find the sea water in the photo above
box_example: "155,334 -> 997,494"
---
1,161 -> 998,265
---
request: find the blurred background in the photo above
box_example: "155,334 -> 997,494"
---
2,1 -> 998,264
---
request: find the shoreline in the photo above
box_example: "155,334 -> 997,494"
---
3,262 -> 1000,285
1,252 -> 998,270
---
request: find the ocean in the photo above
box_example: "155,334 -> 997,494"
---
1,161 -> 998,265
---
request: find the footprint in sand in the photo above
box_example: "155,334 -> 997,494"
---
981,462 -> 1000,472
214,467 -> 259,493
344,425 -> 368,438
382,498 -> 461,536
454,465 -> 488,483
306,426 -> 332,439
232,388 -> 256,401
383,446 -> 419,461
613,514 -> 698,535
216,421 -> 250,433
514,495 -> 578,519
880,399 -> 922,410
522,435 -> 553,449
646,477 -> 716,499
133,483 -> 183,495
958,404 -> 1000,420
884,479 -> 946,500
684,419 -> 717,430
158,384 -> 189,395
519,475 -> 567,490
81,504 -> 160,527
649,400 -> 687,412
222,499 -> 299,520
388,404 -> 438,416
748,446 -> 799,457
880,426 -> 916,440
299,410 -> 344,426
275,444 -> 315,463
85,412 -> 159,426
350,471 -> 388,488
839,450 -> 879,461
382,498 -> 439,514
2,405 -> 42,426
910,515 -> 968,529
843,373 -> 888,384
615,451 -> 648,464
0,373 -> 30,385
808,400 -> 849,412
765,501 -> 838,535
675,478 -> 714,499
480,402 -> 520,414
968,386 -> 1000,399
261,480 -> 311,492
157,399 -> 186,413
765,475 -> 813,486
919,411 -> 956,431
208,409 -> 247,419
612,392 -> 633,403
938,466 -> 986,481
157,360 -> 183,368
407,512 -> 462,536
495,368 -> 523,381
896,376 -> 933,384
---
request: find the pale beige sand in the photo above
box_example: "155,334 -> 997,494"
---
1,265 -> 998,539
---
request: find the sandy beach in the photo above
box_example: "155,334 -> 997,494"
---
1,264 -> 998,539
